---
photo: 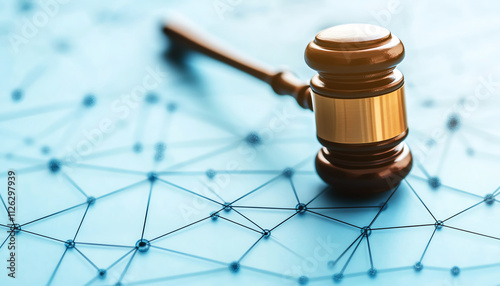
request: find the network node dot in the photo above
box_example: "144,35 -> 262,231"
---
426,139 -> 436,147
298,275 -> 309,285
262,229 -> 271,238
48,159 -> 62,173
361,226 -> 372,237
65,239 -> 75,249
327,260 -> 336,269
82,94 -> 96,108
154,153 -> 164,162
133,142 -> 143,153
295,203 -> 307,214
435,220 -> 444,230
166,102 -> 178,112
229,261 -> 240,273
332,273 -> 343,282
223,203 -> 232,212
466,148 -> 475,156
245,132 -> 262,145
414,262 -> 423,272
9,224 -> 21,234
155,142 -> 166,151
283,168 -> 295,178
210,211 -> 219,221
11,89 -> 23,102
135,239 -> 150,253
428,177 -> 441,189
97,269 -> 106,278
206,169 -> 216,179
484,194 -> 495,205
41,146 -> 51,154
24,137 -> 34,145
368,268 -> 377,277
147,172 -> 158,182
87,196 -> 96,205
450,266 -> 460,276
145,93 -> 159,104
446,114 -> 460,131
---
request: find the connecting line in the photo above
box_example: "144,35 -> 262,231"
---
492,186 -> 500,197
0,234 -> 10,249
0,102 -> 74,122
140,181 -> 155,240
0,193 -> 14,222
83,248 -> 137,286
95,179 -> 147,201
306,210 -> 361,229
366,235 -> 374,270
330,234 -> 364,267
0,164 -> 47,178
240,265 -> 297,282
73,247 -> 99,270
371,224 -> 435,231
218,216 -> 262,234
289,177 -> 300,204
150,245 -> 228,266
73,203 -> 91,241
405,179 -> 437,222
162,140 -> 241,171
230,207 -> 264,231
419,227 -> 437,263
368,184 -> 400,228
1,153 -> 45,164
61,173 -> 89,198
19,229 -> 66,243
201,182 -> 226,203
116,249 -> 138,284
156,178 -> 223,206
415,162 -> 432,179
444,225 -> 500,241
305,186 -> 330,207
307,206 -> 381,210
339,234 -> 365,275
20,201 -> 89,227
442,199 -> 486,223
411,175 -> 484,199
230,174 -> 283,205
46,248 -> 69,286
64,163 -> 147,176
436,133 -> 454,176
269,212 -> 299,232
230,206 -> 296,210
150,215 -> 214,242
125,268 -> 228,286
237,234 -> 265,263
73,242 -> 135,248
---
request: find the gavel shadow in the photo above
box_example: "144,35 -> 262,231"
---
162,43 -> 208,95
320,185 -> 392,206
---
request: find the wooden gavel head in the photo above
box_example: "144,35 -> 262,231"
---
304,23 -> 412,195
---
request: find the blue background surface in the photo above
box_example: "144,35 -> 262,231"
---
1,0 -> 500,285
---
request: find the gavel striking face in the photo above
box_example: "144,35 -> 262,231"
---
163,22 -> 412,195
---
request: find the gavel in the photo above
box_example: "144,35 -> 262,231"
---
163,21 -> 412,195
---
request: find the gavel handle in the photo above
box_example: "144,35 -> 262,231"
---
163,21 -> 313,110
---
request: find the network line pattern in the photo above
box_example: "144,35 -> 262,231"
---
2,1 -> 500,285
